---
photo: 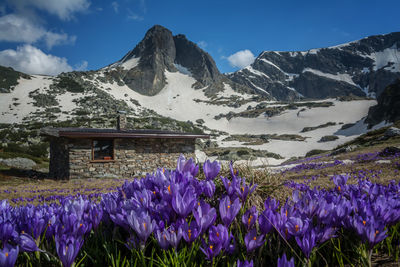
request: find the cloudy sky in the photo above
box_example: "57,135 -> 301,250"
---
0,0 -> 399,75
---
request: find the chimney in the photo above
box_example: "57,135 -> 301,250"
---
117,111 -> 127,131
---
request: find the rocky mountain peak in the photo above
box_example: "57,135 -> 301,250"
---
109,25 -> 227,96
127,25 -> 176,70
173,33 -> 221,88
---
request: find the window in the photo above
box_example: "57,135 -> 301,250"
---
92,140 -> 114,161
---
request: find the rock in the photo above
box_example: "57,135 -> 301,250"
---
376,160 -> 392,164
340,123 -> 356,130
384,127 -> 400,138
366,80 -> 400,127
319,135 -> 339,142
195,119 -> 205,125
330,145 -> 357,156
0,157 -> 36,169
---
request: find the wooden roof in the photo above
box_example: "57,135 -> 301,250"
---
40,127 -> 210,139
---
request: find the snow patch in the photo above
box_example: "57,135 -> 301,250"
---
303,68 -> 357,86
120,57 -> 140,70
259,58 -> 284,72
371,44 -> 400,72
243,66 -> 270,79
0,75 -> 53,123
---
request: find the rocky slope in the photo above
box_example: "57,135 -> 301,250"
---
366,79 -> 400,127
227,32 -> 400,101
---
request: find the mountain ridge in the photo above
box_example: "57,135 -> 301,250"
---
228,31 -> 400,101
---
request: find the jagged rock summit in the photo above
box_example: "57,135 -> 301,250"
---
228,32 -> 400,101
106,25 -> 231,96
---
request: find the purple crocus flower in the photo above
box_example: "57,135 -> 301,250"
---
242,206 -> 258,230
237,259 -> 254,267
219,195 -> 241,226
0,244 -> 19,267
244,228 -> 265,252
165,224 -> 183,249
201,180 -> 216,198
220,176 -> 240,198
259,209 -> 275,235
55,235 -> 84,267
18,233 -> 39,252
155,229 -> 170,250
277,253 -> 295,267
193,201 -> 216,233
126,210 -> 156,244
332,174 -> 349,192
200,239 -> 222,262
209,224 -> 230,249
295,228 -> 316,259
0,221 -> 16,243
352,216 -> 387,248
236,178 -> 257,203
182,220 -> 200,243
285,216 -> 309,236
203,159 -> 221,180
171,187 -> 197,218
176,155 -> 199,176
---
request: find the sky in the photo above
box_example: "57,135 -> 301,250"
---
0,0 -> 399,75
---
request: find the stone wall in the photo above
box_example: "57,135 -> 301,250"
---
68,138 -> 195,179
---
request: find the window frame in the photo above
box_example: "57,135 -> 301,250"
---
91,139 -> 115,162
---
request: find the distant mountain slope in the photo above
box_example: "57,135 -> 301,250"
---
366,79 -> 400,127
227,32 -> 400,101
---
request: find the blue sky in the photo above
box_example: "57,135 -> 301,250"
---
0,0 -> 399,75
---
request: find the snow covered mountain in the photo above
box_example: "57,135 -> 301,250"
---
227,32 -> 400,101
0,26 -> 396,164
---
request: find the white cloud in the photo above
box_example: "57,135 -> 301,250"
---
9,0 -> 91,21
0,14 -> 76,49
227,49 -> 255,69
111,1 -> 119,13
198,41 -> 207,49
0,44 -> 73,75
44,32 -> 76,49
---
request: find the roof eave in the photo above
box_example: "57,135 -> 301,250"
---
58,131 -> 210,139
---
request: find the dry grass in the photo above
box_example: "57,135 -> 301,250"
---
0,175 -> 130,205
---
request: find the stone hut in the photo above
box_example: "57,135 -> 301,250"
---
41,115 -> 209,179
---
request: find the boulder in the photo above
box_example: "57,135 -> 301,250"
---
0,157 -> 36,169
385,127 -> 400,138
